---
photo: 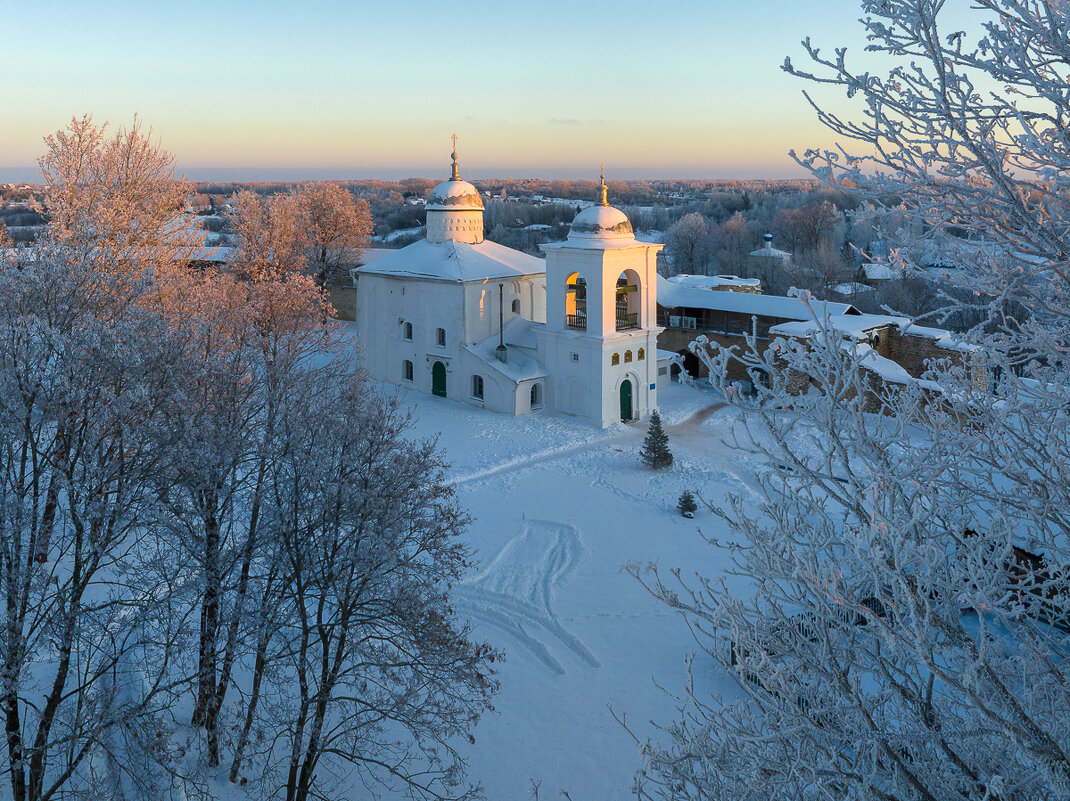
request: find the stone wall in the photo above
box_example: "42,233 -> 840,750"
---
326,284 -> 357,322
657,328 -> 776,383
881,327 -> 961,377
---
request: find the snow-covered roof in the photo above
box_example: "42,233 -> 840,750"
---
657,274 -> 856,320
356,238 -> 545,283
831,281 -> 875,296
567,205 -> 633,242
503,317 -> 539,350
748,245 -> 791,259
770,313 -> 909,340
426,179 -> 484,211
770,314 -> 980,354
861,261 -> 897,280
667,273 -> 761,290
465,334 -> 547,383
358,247 -> 395,265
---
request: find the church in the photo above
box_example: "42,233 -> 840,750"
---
353,146 -> 664,427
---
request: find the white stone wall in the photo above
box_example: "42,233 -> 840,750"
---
538,239 -> 664,427
426,209 -> 484,244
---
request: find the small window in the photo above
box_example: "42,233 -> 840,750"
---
612,353 -> 620,366
403,360 -> 414,381
530,383 -> 543,408
624,350 -> 633,363
638,348 -> 645,361
472,375 -> 484,400
402,321 -> 413,340
437,328 -> 446,347
571,353 -> 579,362
512,299 -> 520,313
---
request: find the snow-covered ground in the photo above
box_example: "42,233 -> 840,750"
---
391,380 -> 761,800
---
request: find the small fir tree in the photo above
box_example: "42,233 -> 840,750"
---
677,489 -> 698,518
640,410 -> 673,469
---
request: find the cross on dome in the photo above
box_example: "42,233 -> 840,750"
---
599,164 -> 608,206
450,133 -> 460,181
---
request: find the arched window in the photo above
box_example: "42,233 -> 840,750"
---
530,383 -> 543,408
512,299 -> 520,314
436,328 -> 446,347
624,350 -> 633,363
402,321 -> 413,340
403,360 -> 414,381
472,375 -> 484,400
638,348 -> 645,361
611,353 -> 620,366
565,273 -> 586,331
615,270 -> 642,330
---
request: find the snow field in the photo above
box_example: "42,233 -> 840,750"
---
395,382 -> 762,801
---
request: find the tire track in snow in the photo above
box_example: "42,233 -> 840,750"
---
454,520 -> 600,675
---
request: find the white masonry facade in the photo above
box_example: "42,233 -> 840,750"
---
353,153 -> 664,427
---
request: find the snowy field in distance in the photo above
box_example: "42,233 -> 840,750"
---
390,380 -> 763,801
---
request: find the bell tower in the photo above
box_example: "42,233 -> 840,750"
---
537,170 -> 663,427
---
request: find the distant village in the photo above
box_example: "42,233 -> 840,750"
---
2,172 -> 996,421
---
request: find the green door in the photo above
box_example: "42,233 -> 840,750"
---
432,361 -> 447,397
620,379 -> 633,421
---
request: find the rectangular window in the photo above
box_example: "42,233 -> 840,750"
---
571,353 -> 579,362
472,375 -> 484,400
437,328 -> 446,347
402,321 -> 413,340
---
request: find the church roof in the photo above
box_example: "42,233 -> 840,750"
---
426,178 -> 484,211
356,238 -> 545,282
567,204 -> 633,242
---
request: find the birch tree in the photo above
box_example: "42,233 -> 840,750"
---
628,3 -> 1070,800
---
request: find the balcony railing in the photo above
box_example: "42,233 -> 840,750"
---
616,311 -> 639,331
566,314 -> 586,331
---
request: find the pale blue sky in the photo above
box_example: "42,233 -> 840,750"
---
1,0 -> 876,179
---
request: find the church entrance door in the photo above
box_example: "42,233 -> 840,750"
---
620,379 -> 633,421
432,361 -> 447,397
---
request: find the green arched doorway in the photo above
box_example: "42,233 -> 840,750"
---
620,379 -> 633,421
432,361 -> 447,397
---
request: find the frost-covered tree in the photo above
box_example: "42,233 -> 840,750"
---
627,4 -> 1070,801
0,247 -> 194,801
665,213 -> 710,276
0,121 -> 497,801
36,114 -> 197,278
254,372 -> 498,801
298,181 -> 372,286
227,189 -> 312,281
640,410 -> 673,470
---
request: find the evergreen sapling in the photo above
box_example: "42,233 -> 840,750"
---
677,489 -> 698,518
640,410 -> 673,469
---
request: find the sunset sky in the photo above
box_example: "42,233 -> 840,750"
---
1,0 -> 878,180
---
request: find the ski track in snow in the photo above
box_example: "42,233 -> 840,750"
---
453,519 -> 600,675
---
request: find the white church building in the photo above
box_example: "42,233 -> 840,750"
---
354,149 -> 664,427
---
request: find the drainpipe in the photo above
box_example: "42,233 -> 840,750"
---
496,283 -> 507,362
